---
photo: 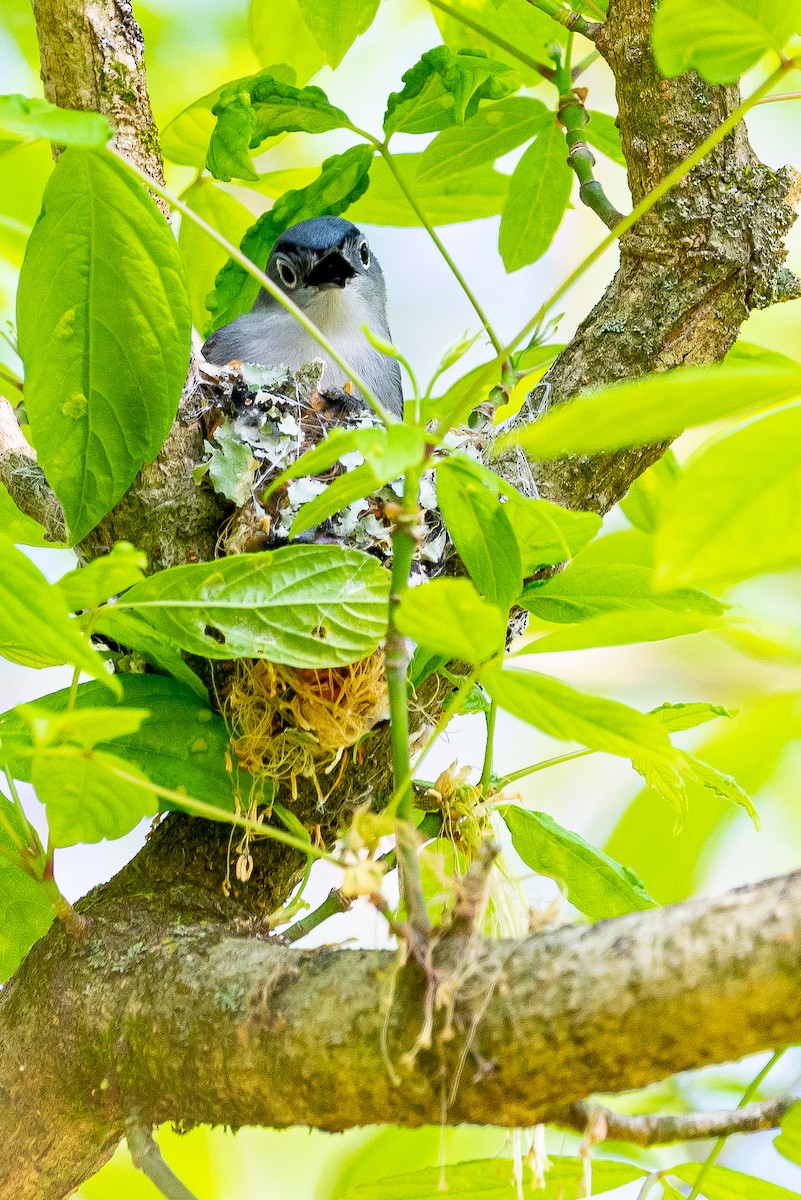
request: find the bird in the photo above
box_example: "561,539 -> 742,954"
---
202,216 -> 403,419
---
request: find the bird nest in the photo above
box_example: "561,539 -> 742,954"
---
192,357 -> 495,804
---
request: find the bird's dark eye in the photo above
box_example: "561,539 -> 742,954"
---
276,257 -> 298,289
358,239 -> 370,268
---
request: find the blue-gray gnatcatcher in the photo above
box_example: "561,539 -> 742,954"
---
202,216 -> 403,419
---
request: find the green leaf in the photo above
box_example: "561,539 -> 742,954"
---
91,608 -> 207,700
349,154 -> 509,225
499,121 -> 572,272
384,47 -> 519,136
441,455 -> 601,573
432,0 -> 563,85
436,458 -> 522,609
16,148 -> 192,544
116,545 -> 390,668
203,421 -> 258,507
619,450 -> 681,533
648,702 -> 737,733
395,578 -> 507,663
56,541 -> 147,612
178,179 -> 254,332
506,364 -> 801,460
669,1162 -> 801,1199
341,1155 -> 645,1199
416,96 -> 550,184
679,753 -> 758,826
262,427 -> 374,497
161,76 -> 255,169
584,110 -> 626,166
0,865 -> 54,983
0,93 -> 111,147
296,0 -> 379,67
0,676 -> 234,814
207,144 -> 373,330
431,357 -> 505,430
480,663 -> 679,767
725,339 -> 801,371
249,0 -> 326,82
500,804 -> 658,918
289,425 -> 426,537
521,558 -> 725,622
32,745 -> 157,847
652,0 -> 801,84
775,1101 -> 801,1167
0,481 -> 53,548
207,72 -> 352,182
523,606 -> 722,653
654,406 -> 801,590
0,534 -> 111,682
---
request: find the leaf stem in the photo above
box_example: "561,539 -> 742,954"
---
426,0 -> 556,81
373,140 -> 505,358
480,700 -> 497,793
0,363 -> 23,394
66,665 -> 81,713
506,58 -> 796,354
495,746 -> 593,788
127,1124 -> 200,1200
685,1049 -> 786,1200
385,467 -> 430,935
106,146 -> 393,428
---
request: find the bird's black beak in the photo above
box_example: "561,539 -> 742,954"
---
306,249 -> 357,289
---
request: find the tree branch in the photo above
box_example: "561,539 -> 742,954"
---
4,869 -> 801,1198
563,1096 -> 797,1147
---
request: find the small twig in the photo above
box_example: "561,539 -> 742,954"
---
554,41 -> 623,230
525,0 -> 600,41
566,1094 -> 796,1147
126,1123 -> 200,1200
281,887 -> 351,944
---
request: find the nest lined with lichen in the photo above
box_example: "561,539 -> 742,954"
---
192,358 -> 512,811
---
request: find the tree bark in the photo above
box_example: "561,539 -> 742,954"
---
2,869 -> 801,1199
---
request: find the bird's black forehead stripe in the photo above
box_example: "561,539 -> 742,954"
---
273,216 -> 363,256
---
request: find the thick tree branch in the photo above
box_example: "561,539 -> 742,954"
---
3,869 -> 801,1198
564,1096 -> 797,1147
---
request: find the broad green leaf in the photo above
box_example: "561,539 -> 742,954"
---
619,450 -> 681,533
432,0 -> 563,84
606,692 -> 801,905
432,357 -> 505,431
178,179 -> 254,332
341,1155 -> 645,1199
481,663 -> 679,766
32,744 -> 158,846
207,144 -> 373,330
20,703 -> 148,749
16,148 -> 192,543
349,154 -> 509,225
207,73 -> 352,182
202,421 -> 257,507
384,47 -> 519,136
0,534 -> 111,681
161,76 -> 254,169
0,676 -> 234,813
436,458 -> 522,609
91,608 -> 207,700
649,702 -> 736,732
679,753 -> 758,825
116,545 -> 390,668
444,454 -> 601,573
652,0 -> 801,84
499,121 -> 572,272
669,1162 -> 801,1199
296,0 -> 379,67
0,865 -> 54,982
290,425 -> 426,537
416,96 -> 550,184
584,110 -> 626,166
523,606 -> 722,653
0,93 -> 111,147
506,364 -> 801,459
654,406 -> 801,590
521,560 -> 724,623
249,0 -> 326,82
395,578 -> 507,663
0,481 -> 53,548
56,542 -> 146,612
500,804 -> 658,918
775,1102 -> 801,1167
725,340 -> 801,371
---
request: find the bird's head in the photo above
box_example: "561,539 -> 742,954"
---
265,217 -> 381,308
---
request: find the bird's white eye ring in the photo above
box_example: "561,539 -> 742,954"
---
358,239 -> 370,268
276,257 -> 298,289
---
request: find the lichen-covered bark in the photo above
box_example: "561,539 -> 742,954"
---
3,869 -> 801,1199
493,0 -> 799,514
